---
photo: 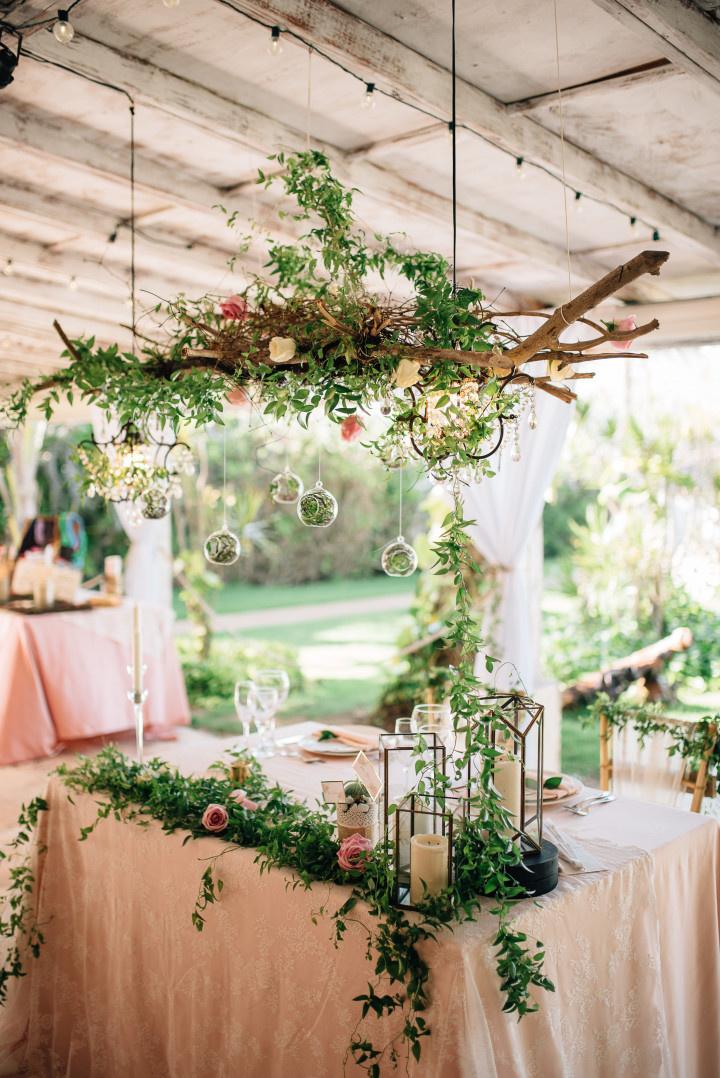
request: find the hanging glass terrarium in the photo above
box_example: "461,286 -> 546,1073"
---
297,480 -> 338,528
381,535 -> 418,577
204,527 -> 242,565
270,468 -> 304,505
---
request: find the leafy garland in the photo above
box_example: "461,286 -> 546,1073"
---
588,693 -> 719,771
0,797 -> 47,1004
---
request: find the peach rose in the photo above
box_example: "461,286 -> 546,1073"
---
228,788 -> 258,812
340,415 -> 365,442
337,833 -> 373,872
269,336 -> 297,363
201,803 -> 229,832
219,295 -> 248,320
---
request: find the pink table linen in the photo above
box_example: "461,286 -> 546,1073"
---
0,605 -> 189,765
0,723 -> 718,1077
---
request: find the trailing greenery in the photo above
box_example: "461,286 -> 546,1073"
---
588,693 -> 719,771
0,797 -> 47,1004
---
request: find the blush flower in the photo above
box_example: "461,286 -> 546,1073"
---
269,336 -> 297,363
337,833 -> 373,872
340,415 -> 365,442
201,803 -> 229,832
219,295 -> 248,321
610,315 -> 637,349
228,788 -> 259,812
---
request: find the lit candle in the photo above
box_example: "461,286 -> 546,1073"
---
132,603 -> 143,695
494,753 -> 522,832
410,833 -> 449,904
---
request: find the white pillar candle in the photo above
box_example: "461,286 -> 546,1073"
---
410,833 -> 449,904
131,603 -> 143,695
494,753 -> 522,831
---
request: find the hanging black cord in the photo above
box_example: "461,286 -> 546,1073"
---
129,101 -> 137,348
451,0 -> 457,295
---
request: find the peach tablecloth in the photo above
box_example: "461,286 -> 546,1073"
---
0,723 -> 718,1077
0,604 -> 189,764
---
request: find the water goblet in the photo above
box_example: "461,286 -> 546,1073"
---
254,669 -> 291,754
234,680 -> 258,752
253,685 -> 279,758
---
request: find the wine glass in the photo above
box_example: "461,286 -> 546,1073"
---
253,685 -> 279,758
255,669 -> 291,754
393,716 -> 418,789
412,702 -> 453,753
234,680 -> 258,752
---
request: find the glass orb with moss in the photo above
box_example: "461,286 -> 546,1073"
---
381,535 -> 418,577
270,468 -> 304,505
204,527 -> 242,565
140,487 -> 171,520
297,481 -> 338,528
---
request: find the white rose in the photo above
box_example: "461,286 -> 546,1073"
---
547,358 -> 575,382
394,358 -> 422,388
269,337 -> 297,363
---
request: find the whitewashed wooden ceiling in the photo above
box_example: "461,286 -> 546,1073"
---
0,0 -> 719,389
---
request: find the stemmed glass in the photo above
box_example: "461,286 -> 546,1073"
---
412,701 -> 453,753
252,685 -> 279,759
254,669 -> 290,754
234,680 -> 258,753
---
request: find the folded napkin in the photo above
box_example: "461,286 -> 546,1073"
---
543,820 -> 608,874
312,728 -> 379,750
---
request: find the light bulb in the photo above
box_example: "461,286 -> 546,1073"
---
361,82 -> 376,110
53,11 -> 75,44
162,0 -> 180,6
68,275 -> 78,292
268,26 -> 282,56
573,191 -> 583,214
2,259 -> 12,276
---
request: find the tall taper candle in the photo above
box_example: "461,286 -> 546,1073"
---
132,604 -> 143,695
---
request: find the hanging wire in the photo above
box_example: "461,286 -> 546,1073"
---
552,0 -> 574,306
305,45 -> 313,151
129,100 -> 137,347
221,423 -> 228,527
398,466 -> 403,537
450,0 -> 457,294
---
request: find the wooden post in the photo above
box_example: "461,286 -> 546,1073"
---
599,712 -> 612,791
690,723 -> 717,813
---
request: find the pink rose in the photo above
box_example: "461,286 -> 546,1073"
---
340,415 -> 365,442
228,788 -> 258,812
219,295 -> 248,321
337,833 -> 373,872
201,803 -> 229,832
610,315 -> 637,349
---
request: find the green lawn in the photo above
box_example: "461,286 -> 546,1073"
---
176,575 -> 415,618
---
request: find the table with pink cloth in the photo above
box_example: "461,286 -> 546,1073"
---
0,721 -> 718,1078
0,604 -> 189,764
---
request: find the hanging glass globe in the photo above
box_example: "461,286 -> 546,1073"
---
204,527 -> 242,565
381,535 -> 418,577
141,487 -> 171,520
270,468 -> 304,505
297,481 -> 338,528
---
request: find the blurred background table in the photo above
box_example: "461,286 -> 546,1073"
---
0,602 -> 189,764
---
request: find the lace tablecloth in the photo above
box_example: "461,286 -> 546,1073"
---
0,603 -> 189,764
0,722 -> 718,1077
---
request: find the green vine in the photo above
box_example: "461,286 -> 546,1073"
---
0,797 -> 47,1004
588,693 -> 719,771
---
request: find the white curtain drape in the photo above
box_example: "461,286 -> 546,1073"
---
91,411 -> 173,609
462,391 -> 572,692
0,420 -> 47,546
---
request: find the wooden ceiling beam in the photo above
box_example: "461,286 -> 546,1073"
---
222,0 -> 720,257
587,0 -> 720,95
507,58 -> 680,113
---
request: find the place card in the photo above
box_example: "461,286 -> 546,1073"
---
352,751 -> 382,802
321,780 -> 347,804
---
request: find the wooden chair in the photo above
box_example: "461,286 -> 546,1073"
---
599,712 -> 717,813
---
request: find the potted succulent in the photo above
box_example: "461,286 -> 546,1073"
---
336,780 -> 379,844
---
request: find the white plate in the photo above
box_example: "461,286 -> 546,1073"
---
299,735 -> 360,756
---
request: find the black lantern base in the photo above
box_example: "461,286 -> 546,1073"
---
508,840 -> 559,896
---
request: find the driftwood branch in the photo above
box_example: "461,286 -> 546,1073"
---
505,250 -> 669,365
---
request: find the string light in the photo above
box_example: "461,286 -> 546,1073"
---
629,215 -> 637,228
162,0 -> 181,8
361,81 -> 376,110
515,155 -> 527,180
68,275 -> 78,291
52,10 -> 75,44
573,190 -> 583,213
652,228 -> 661,242
2,258 -> 12,276
267,26 -> 282,56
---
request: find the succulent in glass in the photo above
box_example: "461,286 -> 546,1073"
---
381,535 -> 418,577
203,526 -> 242,565
343,779 -> 369,806
270,468 -> 304,505
297,480 -> 338,528
140,487 -> 171,520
